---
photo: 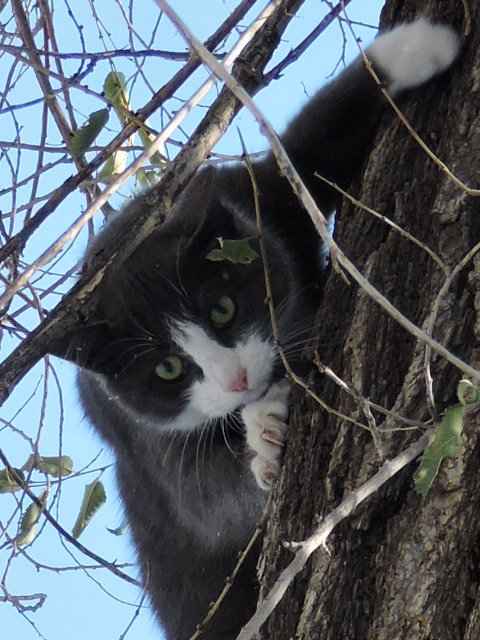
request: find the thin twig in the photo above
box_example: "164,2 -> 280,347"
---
348,17 -> 480,197
241,138 -> 370,433
315,174 -> 449,275
0,0 -> 257,265
313,354 -> 425,430
0,0 -> 286,311
0,589 -> 47,613
0,43 -> 224,61
11,0 -> 72,147
188,496 -> 271,640
422,239 -> 480,421
0,447 -> 141,587
264,0 -> 354,81
235,431 -> 432,640
154,0 -> 480,386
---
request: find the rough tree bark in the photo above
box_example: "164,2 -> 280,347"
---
258,0 -> 480,638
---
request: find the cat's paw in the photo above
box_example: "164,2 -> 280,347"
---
368,18 -> 460,95
241,379 -> 291,491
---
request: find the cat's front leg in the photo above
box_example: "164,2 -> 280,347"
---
241,379 -> 291,491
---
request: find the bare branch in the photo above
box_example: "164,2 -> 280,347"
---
0,0 -> 288,312
0,0 -> 257,265
0,447 -> 141,587
0,42 -> 224,62
0,0 -> 306,398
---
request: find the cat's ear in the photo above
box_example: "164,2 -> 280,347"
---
179,165 -> 218,215
187,200 -> 238,258
182,167 -> 239,256
47,321 -> 115,373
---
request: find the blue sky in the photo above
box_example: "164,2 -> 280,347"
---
0,1 -> 383,638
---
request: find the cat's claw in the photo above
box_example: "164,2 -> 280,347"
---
261,426 -> 285,447
251,457 -> 280,490
241,379 -> 291,491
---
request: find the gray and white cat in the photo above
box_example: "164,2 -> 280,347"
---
53,19 -> 459,640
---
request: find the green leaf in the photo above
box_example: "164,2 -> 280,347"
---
104,72 -> 129,116
0,468 -> 24,493
98,72 -> 131,180
413,404 -> 464,495
97,149 -> 127,181
23,455 -> 73,478
206,238 -> 259,265
414,380 -> 479,495
12,491 -> 47,547
72,479 -> 106,539
102,71 -> 164,173
69,108 -> 109,159
137,128 -> 165,167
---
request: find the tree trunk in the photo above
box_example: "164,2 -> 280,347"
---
258,1 -> 480,638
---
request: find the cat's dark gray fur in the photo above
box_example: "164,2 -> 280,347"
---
55,19 -> 459,640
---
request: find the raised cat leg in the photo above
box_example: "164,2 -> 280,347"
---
368,18 -> 460,95
278,19 -> 460,192
241,379 -> 291,490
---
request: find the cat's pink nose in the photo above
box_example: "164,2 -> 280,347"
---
228,369 -> 248,392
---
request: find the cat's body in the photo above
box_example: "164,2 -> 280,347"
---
57,19 -> 459,640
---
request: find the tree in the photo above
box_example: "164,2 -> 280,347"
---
254,1 -> 480,639
1,0 -> 478,639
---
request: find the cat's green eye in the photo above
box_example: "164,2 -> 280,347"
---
210,295 -> 235,326
154,356 -> 183,381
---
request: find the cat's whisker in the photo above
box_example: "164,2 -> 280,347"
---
159,271 -> 191,307
177,430 -> 192,509
281,331 -> 315,348
274,282 -> 316,317
116,292 -> 161,342
227,411 -> 245,436
175,232 -> 191,303
107,345 -> 157,378
195,428 -> 208,511
162,428 -> 179,465
201,422 -> 213,473
208,419 -> 216,459
219,417 -> 238,458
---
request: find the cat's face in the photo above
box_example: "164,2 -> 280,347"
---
73,189 -> 305,433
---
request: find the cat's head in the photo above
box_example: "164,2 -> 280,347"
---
53,169 -> 308,432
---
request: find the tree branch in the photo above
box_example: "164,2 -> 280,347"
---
158,0 -> 480,383
0,447 -> 141,587
0,0 -> 257,265
0,0 -> 305,404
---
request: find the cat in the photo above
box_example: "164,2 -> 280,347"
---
53,18 -> 459,640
